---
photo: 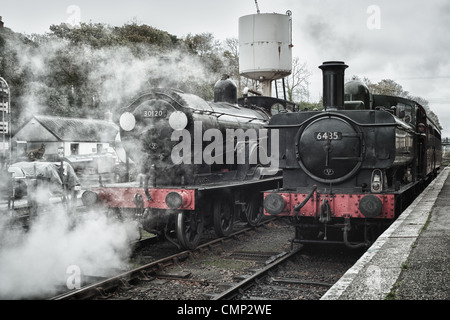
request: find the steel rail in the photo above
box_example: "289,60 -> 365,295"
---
212,245 -> 303,300
50,218 -> 276,300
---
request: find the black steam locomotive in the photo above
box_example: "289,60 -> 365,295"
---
263,61 -> 442,248
82,77 -> 295,249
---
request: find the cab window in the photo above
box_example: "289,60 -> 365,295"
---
396,103 -> 413,124
270,103 -> 285,115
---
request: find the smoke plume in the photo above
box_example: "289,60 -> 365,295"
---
0,203 -> 139,299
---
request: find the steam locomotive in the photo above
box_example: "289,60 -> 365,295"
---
263,61 -> 442,248
82,77 -> 296,249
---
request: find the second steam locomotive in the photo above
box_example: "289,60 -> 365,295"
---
263,61 -> 442,248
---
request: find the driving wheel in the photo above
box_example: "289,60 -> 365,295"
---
175,210 -> 204,250
213,195 -> 234,237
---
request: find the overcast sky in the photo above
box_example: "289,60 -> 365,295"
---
2,0 -> 450,137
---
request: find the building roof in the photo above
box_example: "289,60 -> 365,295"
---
15,115 -> 119,143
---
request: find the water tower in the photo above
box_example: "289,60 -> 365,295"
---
239,11 -> 293,96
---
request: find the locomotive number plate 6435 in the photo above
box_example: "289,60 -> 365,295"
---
315,132 -> 342,140
144,110 -> 167,118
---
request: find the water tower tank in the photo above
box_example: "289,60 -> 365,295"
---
239,12 -> 292,81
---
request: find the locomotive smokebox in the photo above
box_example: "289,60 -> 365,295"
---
319,61 -> 348,111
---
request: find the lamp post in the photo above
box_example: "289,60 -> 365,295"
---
0,76 -> 11,169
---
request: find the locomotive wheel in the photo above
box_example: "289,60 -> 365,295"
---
213,196 -> 234,237
244,195 -> 263,227
175,211 -> 204,250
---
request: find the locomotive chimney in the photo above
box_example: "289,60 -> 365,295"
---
319,61 -> 348,111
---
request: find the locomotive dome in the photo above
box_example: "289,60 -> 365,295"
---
344,80 -> 372,109
214,74 -> 237,104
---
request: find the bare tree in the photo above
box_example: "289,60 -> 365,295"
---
284,57 -> 311,102
222,38 -> 239,76
221,37 -> 258,97
222,38 -> 241,91
368,79 -> 409,98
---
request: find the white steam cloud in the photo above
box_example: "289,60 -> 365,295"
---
0,204 -> 139,299
0,27 -> 219,299
2,32 -> 217,123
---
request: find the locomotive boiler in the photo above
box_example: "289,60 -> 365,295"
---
263,61 -> 441,248
82,77 -> 285,249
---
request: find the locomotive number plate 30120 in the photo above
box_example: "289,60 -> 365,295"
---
143,110 -> 167,118
314,132 -> 342,141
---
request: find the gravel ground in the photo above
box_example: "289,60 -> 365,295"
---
115,219 -> 363,300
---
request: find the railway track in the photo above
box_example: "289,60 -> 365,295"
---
1,196 -> 362,301
50,218 -> 280,300
51,218 -> 362,300
211,247 -> 303,300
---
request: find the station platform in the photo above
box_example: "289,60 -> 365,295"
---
321,166 -> 450,300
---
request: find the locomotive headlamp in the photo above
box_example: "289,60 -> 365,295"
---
81,190 -> 98,206
165,191 -> 192,209
168,111 -> 188,130
119,112 -> 136,131
263,193 -> 287,215
371,169 -> 383,193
